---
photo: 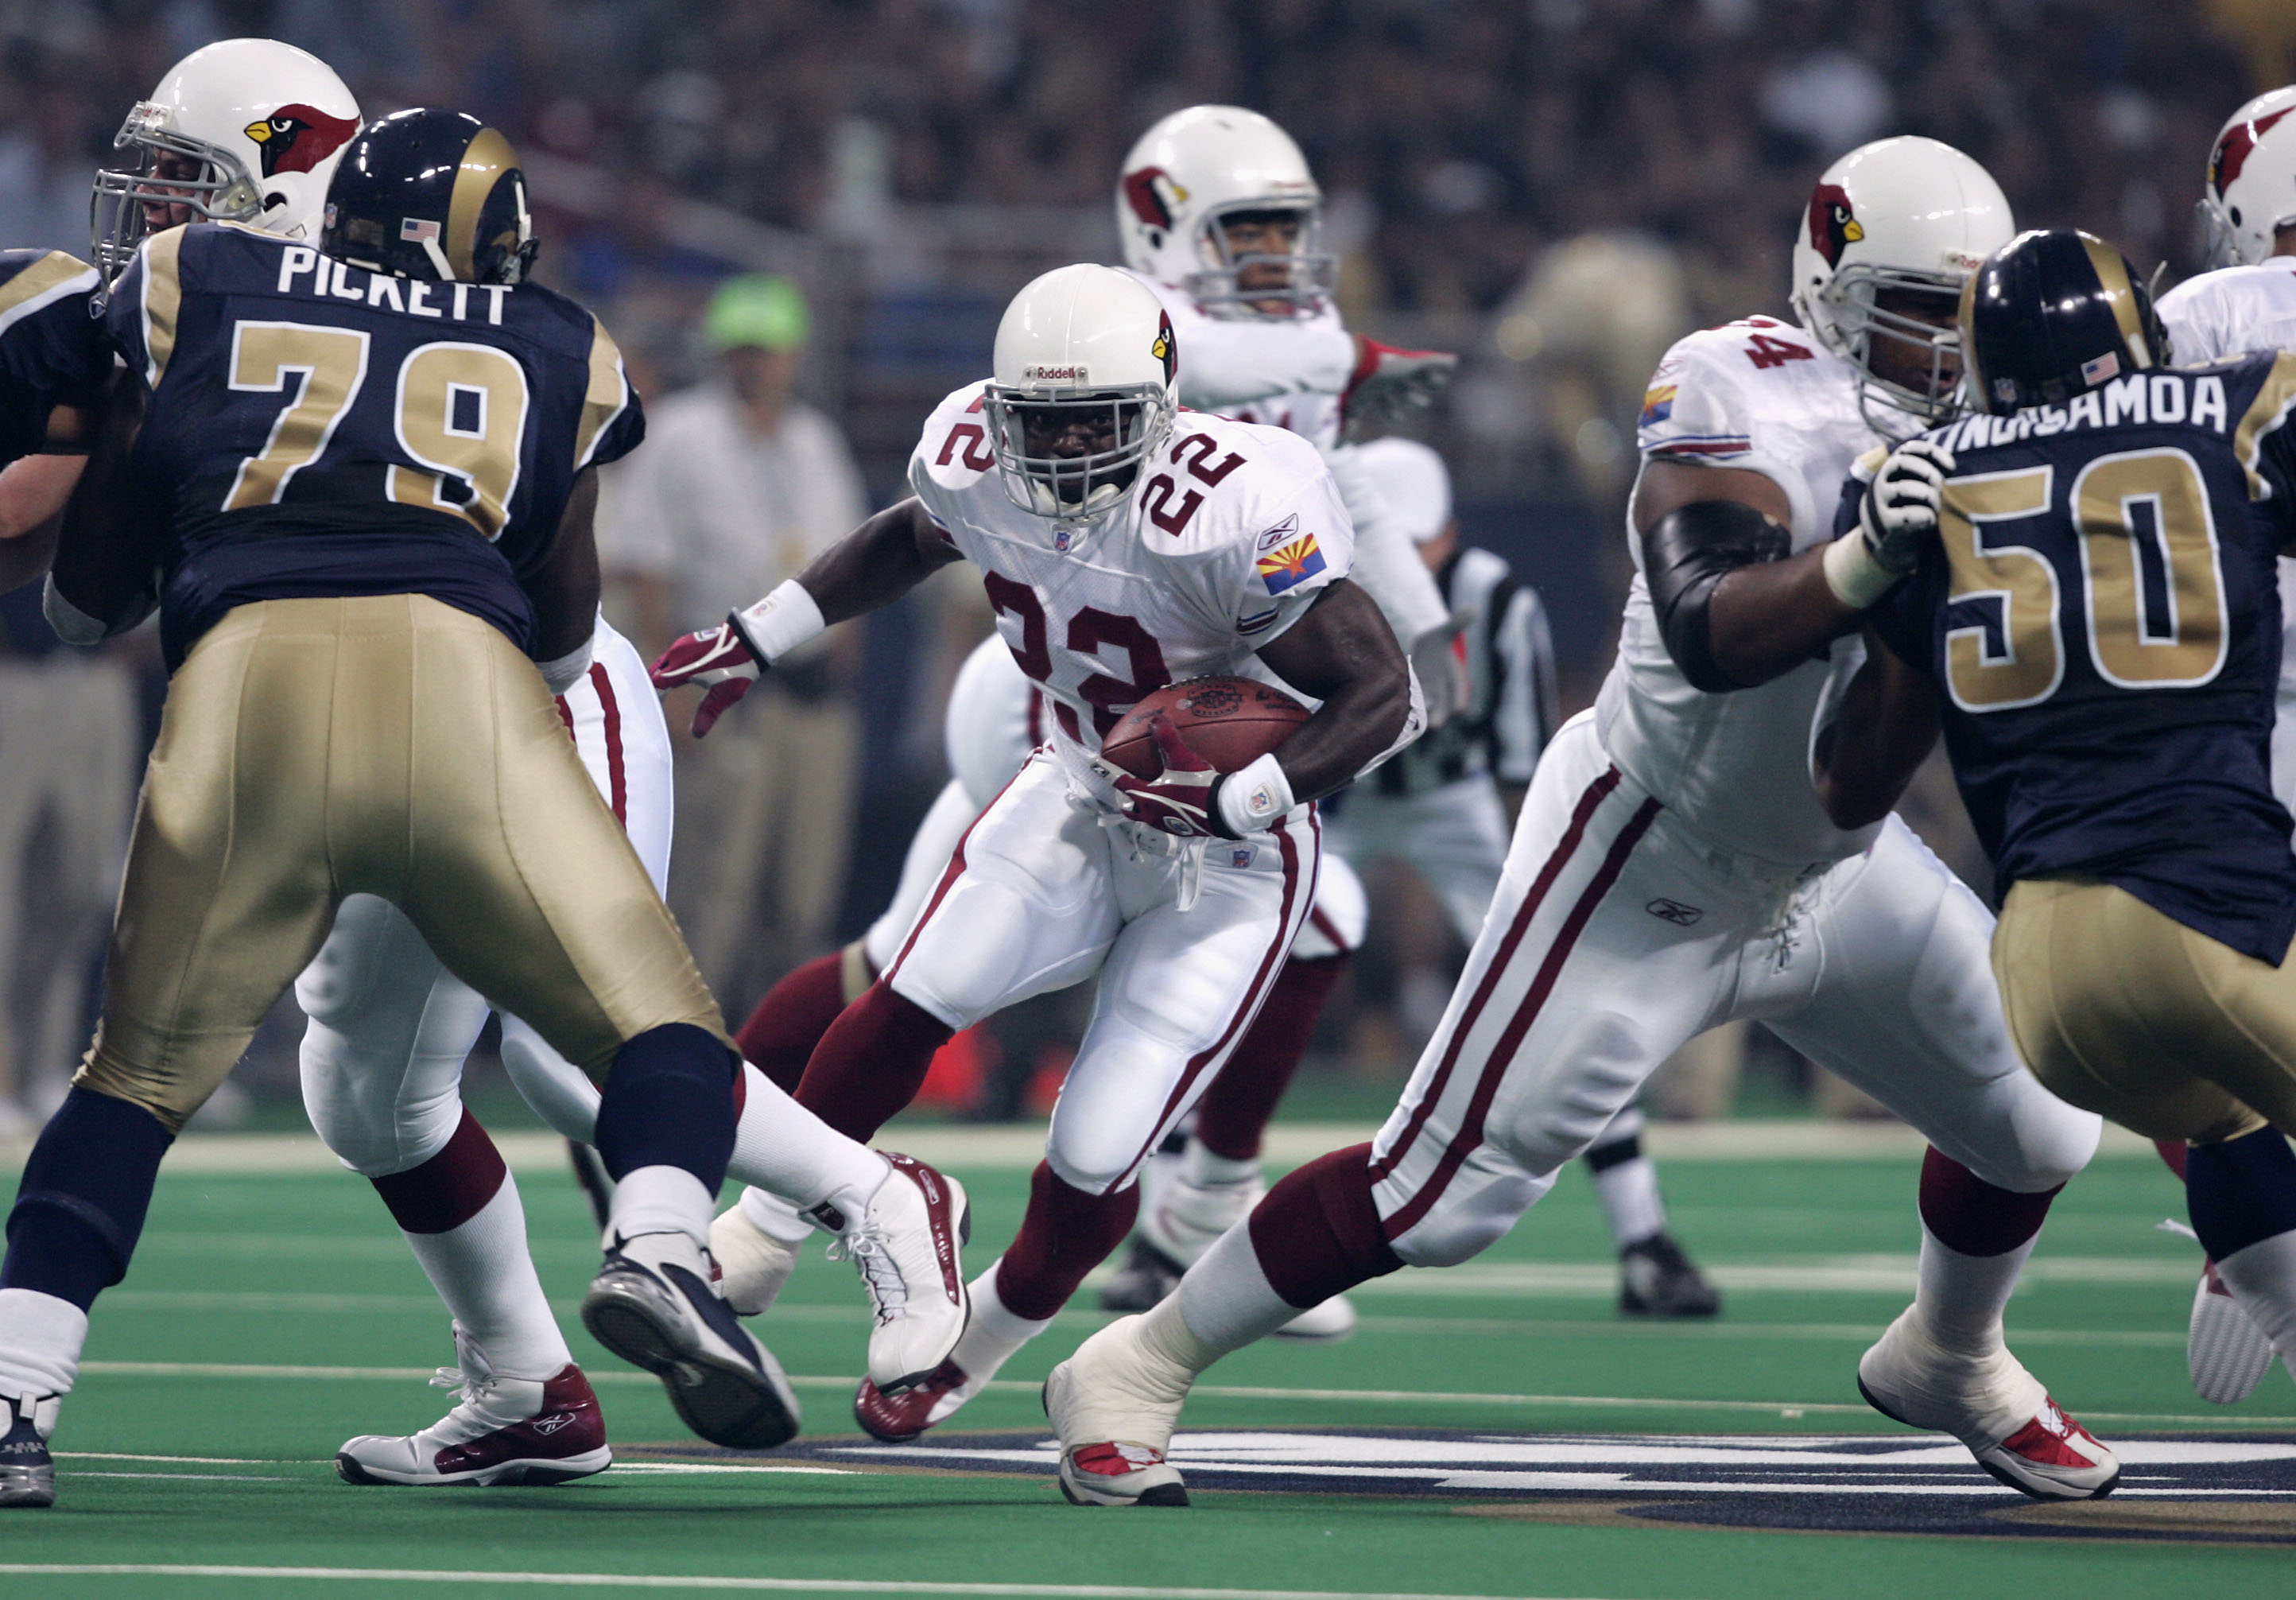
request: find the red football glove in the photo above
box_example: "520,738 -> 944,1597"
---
1098,716 -> 1228,839
1341,336 -> 1457,440
650,619 -> 766,737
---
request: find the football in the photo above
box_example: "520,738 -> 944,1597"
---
1100,675 -> 1310,778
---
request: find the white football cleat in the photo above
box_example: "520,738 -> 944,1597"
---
1043,1314 -> 1196,1508
2189,1260 -> 2277,1404
710,1198 -> 800,1317
581,1229 -> 801,1449
1857,1307 -> 2118,1500
828,1154 -> 970,1394
0,1392 -> 57,1509
337,1329 -> 611,1486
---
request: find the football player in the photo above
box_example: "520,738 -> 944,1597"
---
0,107 -> 951,1510
654,263 -> 1418,1440
1813,226 -> 2296,1398
2145,84 -> 2296,1403
0,250 -> 108,585
1332,437 -> 1718,1316
1045,137 -> 2118,1509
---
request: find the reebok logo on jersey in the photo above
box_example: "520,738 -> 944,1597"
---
1257,533 -> 1325,595
1258,515 -> 1301,552
1646,899 -> 1703,926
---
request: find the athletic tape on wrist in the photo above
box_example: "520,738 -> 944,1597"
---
1218,751 -> 1295,837
1821,533 -> 1899,611
731,579 -> 827,666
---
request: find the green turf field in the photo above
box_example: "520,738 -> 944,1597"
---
2,1136 -> 2290,1599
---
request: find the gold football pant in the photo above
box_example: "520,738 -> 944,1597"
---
1992,875 -> 2293,1145
78,594 -> 727,1132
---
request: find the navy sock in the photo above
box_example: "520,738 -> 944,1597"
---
592,1023 -> 738,1191
2,1088 -> 176,1311
2186,1127 -> 2296,1261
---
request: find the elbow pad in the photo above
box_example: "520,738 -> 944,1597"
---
1640,499 -> 1791,693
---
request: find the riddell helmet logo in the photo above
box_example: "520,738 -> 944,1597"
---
1807,184 -> 1865,266
1153,311 -> 1176,382
1024,364 -> 1089,383
2210,107 -> 2294,196
1123,166 -> 1189,232
244,104 -> 359,178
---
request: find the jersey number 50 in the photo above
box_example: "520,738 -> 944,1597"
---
1941,448 -> 2228,713
222,320 -> 530,541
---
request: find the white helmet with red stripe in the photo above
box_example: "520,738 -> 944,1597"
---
1788,136 -> 2012,424
1115,105 -> 1333,320
2199,87 -> 2296,268
91,38 -> 361,280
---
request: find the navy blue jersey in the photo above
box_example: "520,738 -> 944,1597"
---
106,223 -> 642,668
1862,352 -> 2296,962
0,250 -> 107,466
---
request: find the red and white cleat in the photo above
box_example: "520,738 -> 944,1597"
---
1857,1307 -> 2118,1500
2189,1260 -> 2277,1404
831,1155 -> 971,1395
336,1333 -> 611,1486
852,1357 -> 988,1443
1043,1314 -> 1196,1507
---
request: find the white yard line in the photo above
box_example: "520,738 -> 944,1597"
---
0,1567 -> 1593,1600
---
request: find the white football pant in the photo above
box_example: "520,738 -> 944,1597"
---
1364,713 -> 2102,1267
884,753 -> 1321,1194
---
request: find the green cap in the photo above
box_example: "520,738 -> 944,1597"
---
704,274 -> 811,351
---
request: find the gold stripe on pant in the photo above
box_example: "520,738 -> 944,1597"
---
79,594 -> 726,1130
1992,874 -> 2291,1145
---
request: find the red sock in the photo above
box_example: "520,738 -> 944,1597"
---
737,950 -> 857,1093
1247,1142 -> 1402,1309
2155,1139 -> 2190,1182
994,1162 -> 1141,1321
794,981 -> 952,1141
370,1109 -> 509,1234
1918,1148 -> 2059,1256
1194,954 -> 1348,1161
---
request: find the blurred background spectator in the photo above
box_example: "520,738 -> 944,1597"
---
0,0 -> 2283,1125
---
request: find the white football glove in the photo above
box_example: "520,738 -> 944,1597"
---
1410,613 -> 1472,731
1824,438 -> 1955,609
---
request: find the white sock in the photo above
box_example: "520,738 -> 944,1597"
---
609,1164 -> 716,1248
724,1062 -> 889,1212
947,1259 -> 1052,1379
1590,1155 -> 1666,1249
1173,1218 -> 1301,1357
2215,1229 -> 2296,1358
1912,1224 -> 2034,1353
1182,1138 -> 1260,1189
401,1178 -> 571,1381
0,1288 -> 87,1397
739,1184 -> 819,1246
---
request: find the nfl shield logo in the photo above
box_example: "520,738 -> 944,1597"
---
1231,846 -> 1255,868
1054,527 -> 1073,552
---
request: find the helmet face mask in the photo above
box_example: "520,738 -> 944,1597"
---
1118,106 -> 1332,323
91,105 -> 266,278
1817,265 -> 1969,422
1185,201 -> 1336,320
980,391 -> 1173,520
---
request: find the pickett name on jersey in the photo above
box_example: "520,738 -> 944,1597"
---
271,244 -> 513,324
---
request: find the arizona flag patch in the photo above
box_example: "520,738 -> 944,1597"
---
1256,533 -> 1326,595
1639,383 -> 1677,426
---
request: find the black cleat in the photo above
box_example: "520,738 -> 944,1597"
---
1619,1233 -> 1721,1318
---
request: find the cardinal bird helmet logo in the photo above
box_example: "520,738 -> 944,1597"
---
1806,183 -> 1866,266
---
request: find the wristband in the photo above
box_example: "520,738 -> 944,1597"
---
1821,532 -> 1900,611
730,579 -> 827,666
1216,751 -> 1296,837
536,635 -> 595,694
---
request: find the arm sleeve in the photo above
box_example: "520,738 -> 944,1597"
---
1490,580 -> 1557,782
1322,441 -> 1447,643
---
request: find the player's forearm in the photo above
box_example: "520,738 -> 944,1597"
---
1705,550 -> 1862,687
793,499 -> 955,627
1811,637 -> 1937,829
48,379 -> 162,640
1256,580 -> 1414,802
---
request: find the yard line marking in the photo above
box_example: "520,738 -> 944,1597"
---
0,1567 -> 1595,1599
55,1451 -> 269,1463
72,1472 -> 285,1482
74,1361 -> 2291,1427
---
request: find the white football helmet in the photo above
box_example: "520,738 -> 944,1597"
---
1116,106 -> 1333,319
981,265 -> 1180,528
91,38 -> 361,281
2199,87 -> 2296,269
1789,135 -> 2013,425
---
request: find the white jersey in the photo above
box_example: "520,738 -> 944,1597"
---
908,380 -> 1355,810
1123,270 -> 1447,646
1599,315 -> 1891,867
